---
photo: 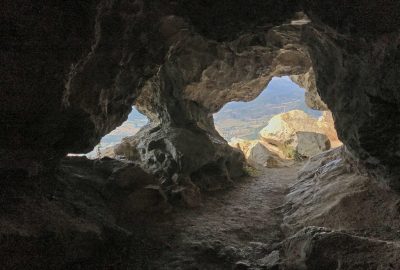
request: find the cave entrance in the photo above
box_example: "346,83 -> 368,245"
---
214,76 -> 341,168
67,107 -> 148,159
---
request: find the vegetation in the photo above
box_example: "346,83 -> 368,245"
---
243,164 -> 262,177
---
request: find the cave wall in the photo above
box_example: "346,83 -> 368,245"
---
302,1 -> 400,187
1,1 -> 98,171
116,13 -> 322,190
2,0 -> 400,188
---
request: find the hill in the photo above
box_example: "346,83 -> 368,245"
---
214,76 -> 322,140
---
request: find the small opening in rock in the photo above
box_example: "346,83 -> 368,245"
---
67,106 -> 148,159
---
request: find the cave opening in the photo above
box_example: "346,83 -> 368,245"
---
214,76 -> 341,169
214,76 -> 322,141
67,106 -> 148,159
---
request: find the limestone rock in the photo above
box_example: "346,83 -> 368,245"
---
317,111 -> 342,148
108,162 -> 158,190
291,131 -> 330,158
259,110 -> 331,158
260,110 -> 320,144
117,124 -> 245,192
257,250 -> 280,269
0,156 -> 169,269
290,68 -> 328,110
229,138 -> 289,168
282,146 -> 400,239
3,1 -> 400,268
283,226 -> 400,270
281,147 -> 400,268
124,185 -> 168,214
3,0 -> 400,188
170,179 -> 202,208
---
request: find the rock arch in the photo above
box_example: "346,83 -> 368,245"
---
2,0 -> 400,188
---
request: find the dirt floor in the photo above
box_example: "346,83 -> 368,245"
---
133,164 -> 304,269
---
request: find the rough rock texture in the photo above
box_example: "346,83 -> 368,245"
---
2,0 -> 400,187
122,15 -> 318,188
290,68 -> 328,110
300,5 -> 400,188
317,111 -> 342,148
279,146 -> 400,269
0,157 -> 170,269
283,147 -> 400,239
292,131 -> 331,158
259,110 -> 331,158
260,110 -> 323,145
230,110 -> 340,165
120,123 -> 245,192
1,0 -> 166,171
229,138 -> 291,168
283,226 -> 400,270
3,1 -> 400,269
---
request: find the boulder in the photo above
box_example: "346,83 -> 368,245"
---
260,110 -> 320,144
229,138 -> 289,168
290,131 -> 330,158
260,110 -> 331,158
116,124 -> 245,192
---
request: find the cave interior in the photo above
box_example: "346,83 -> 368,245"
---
2,0 -> 400,269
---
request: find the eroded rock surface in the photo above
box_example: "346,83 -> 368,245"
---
113,122 -> 245,192
290,68 -> 328,110
2,0 -> 400,187
317,111 -> 342,148
0,157 -> 169,269
280,146 -> 400,269
2,1 -> 400,269
259,110 -> 332,158
283,147 -> 400,239
283,226 -> 400,270
229,138 -> 291,168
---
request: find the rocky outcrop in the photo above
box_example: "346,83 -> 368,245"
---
0,157 -> 170,269
283,146 -> 400,239
280,146 -> 400,268
283,226 -> 400,270
317,111 -> 342,148
230,110 -> 340,165
259,110 -> 331,158
113,123 -> 245,192
291,131 -> 331,158
300,14 -> 400,188
290,68 -> 328,110
229,138 -> 291,168
260,110 -> 322,144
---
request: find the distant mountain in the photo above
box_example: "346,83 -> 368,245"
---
84,108 -> 148,158
100,110 -> 148,146
214,76 -> 322,141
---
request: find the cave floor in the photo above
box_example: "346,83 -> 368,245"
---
138,164 -> 303,269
